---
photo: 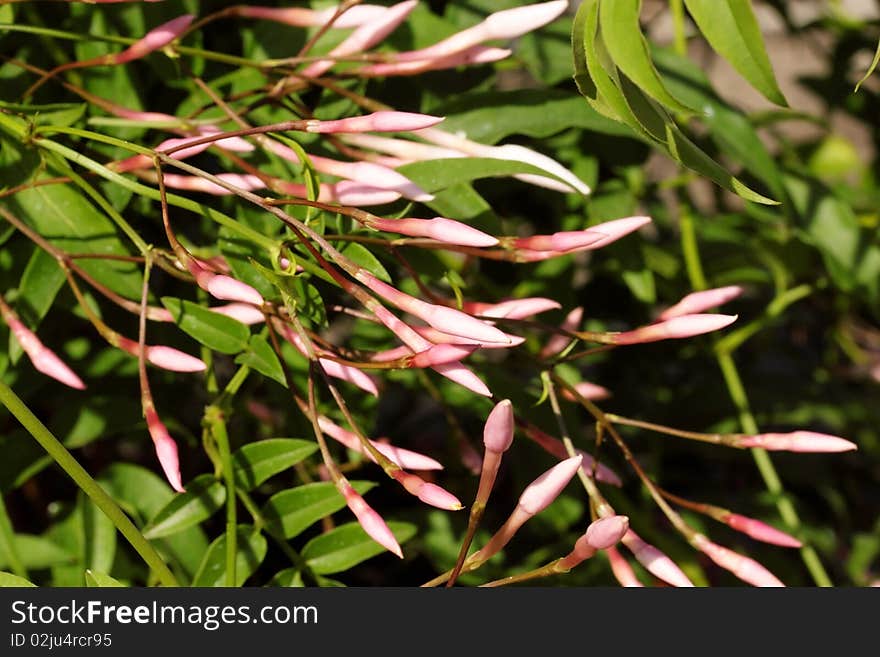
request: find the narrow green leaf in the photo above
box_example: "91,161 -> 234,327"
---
85,570 -> 124,587
142,474 -> 225,540
81,493 -> 116,575
192,526 -> 267,587
855,38 -> 880,92
683,0 -> 787,106
337,242 -> 390,283
231,438 -> 318,491
302,521 -> 417,575
261,481 -> 375,540
397,157 -> 573,193
599,0 -> 697,113
161,297 -> 250,355
0,571 -> 36,587
0,535 -> 75,570
9,247 -> 65,365
291,277 -> 328,327
235,335 -> 287,386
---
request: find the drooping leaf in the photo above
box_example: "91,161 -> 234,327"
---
683,0 -> 787,106
235,334 -> 287,387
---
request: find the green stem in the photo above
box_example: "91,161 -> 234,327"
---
0,380 -> 178,586
205,406 -> 237,587
679,211 -> 832,587
0,493 -> 27,578
670,0 -> 687,56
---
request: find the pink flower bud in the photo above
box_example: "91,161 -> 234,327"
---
357,45 -> 511,77
517,455 -> 583,516
114,15 -> 194,65
409,343 -> 479,368
209,303 -> 266,325
411,325 -> 525,348
694,535 -> 784,587
612,314 -> 738,345
194,126 -> 255,153
539,306 -> 583,358
489,144 -> 592,195
341,133 -> 465,161
341,482 -> 402,558
520,424 -> 622,486
658,286 -> 743,321
395,1 -> 567,63
736,431 -> 857,453
305,111 -> 444,134
430,361 -> 492,397
581,215 -> 652,250
144,346 -> 208,373
416,482 -> 463,511
356,272 -> 512,345
368,217 -> 498,247
316,416 -> 443,471
722,514 -> 802,548
189,261 -> 265,306
621,530 -> 694,587
482,400 -> 515,455
300,0 -> 418,78
606,546 -> 644,587
6,315 -> 86,390
320,359 -> 380,397
513,231 -> 603,252
585,515 -> 630,550
144,407 -> 184,493
561,381 -> 612,402
464,297 -> 561,320
237,4 -> 388,29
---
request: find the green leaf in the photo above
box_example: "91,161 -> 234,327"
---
337,242 -> 391,283
0,535 -> 75,570
397,157 -> 573,193
81,492 -> 116,575
143,474 -> 225,540
599,0 -> 696,113
683,0 -> 787,106
231,438 -> 318,491
85,570 -> 124,587
235,334 -> 287,387
291,277 -> 328,327
0,571 -> 35,587
855,38 -> 880,92
192,526 -> 267,587
261,481 -> 375,540
302,521 -> 417,575
160,297 -> 250,355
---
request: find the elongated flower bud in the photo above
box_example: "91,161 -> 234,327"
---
305,111 -> 444,134
722,513 -> 801,548
3,311 -> 86,390
517,455 -> 583,516
394,1 -> 567,63
409,343 -> 479,368
513,231 -> 603,252
279,325 -> 379,396
116,337 -> 206,372
612,314 -> 737,345
736,431 -> 857,453
693,535 -> 784,587
188,261 -> 265,306
236,4 -> 387,29
411,325 -> 525,348
561,381 -> 612,402
658,285 -> 743,321
368,217 -> 498,247
300,0 -> 418,78
357,45 -> 511,77
520,423 -> 622,486
341,482 -> 402,558
585,515 -> 630,550
114,15 -> 194,64
209,303 -> 265,325
606,546 -> 644,587
464,297 -> 561,320
483,400 -> 515,454
391,470 -> 463,511
581,216 -> 652,250
317,416 -> 443,471
621,530 -> 694,587
144,406 -> 184,492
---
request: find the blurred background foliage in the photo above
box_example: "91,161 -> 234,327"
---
0,0 -> 878,587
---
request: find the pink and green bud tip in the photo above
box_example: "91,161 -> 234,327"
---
736,431 -> 857,453
341,482 -> 402,558
658,285 -> 743,321
114,15 -> 194,65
